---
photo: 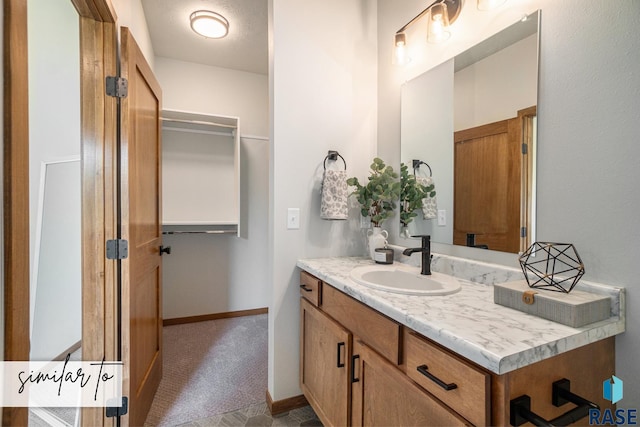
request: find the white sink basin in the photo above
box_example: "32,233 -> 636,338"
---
349,264 -> 461,296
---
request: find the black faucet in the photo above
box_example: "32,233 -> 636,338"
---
402,235 -> 432,275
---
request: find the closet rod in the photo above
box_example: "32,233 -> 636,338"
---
240,135 -> 269,141
163,126 -> 232,137
162,230 -> 237,235
160,117 -> 237,129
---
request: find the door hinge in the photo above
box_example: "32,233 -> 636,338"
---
106,76 -> 128,98
521,227 -> 527,238
106,239 -> 129,260
106,396 -> 128,417
521,143 -> 528,155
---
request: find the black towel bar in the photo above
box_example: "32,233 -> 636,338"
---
412,159 -> 432,177
324,150 -> 347,170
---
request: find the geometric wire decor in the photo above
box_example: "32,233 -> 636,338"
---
518,242 -> 585,293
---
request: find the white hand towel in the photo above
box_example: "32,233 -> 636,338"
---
321,170 -> 349,220
416,176 -> 437,220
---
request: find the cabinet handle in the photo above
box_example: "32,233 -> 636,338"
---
299,284 -> 313,292
510,379 -> 598,427
416,364 -> 457,391
159,245 -> 172,255
351,355 -> 360,383
336,342 -> 345,368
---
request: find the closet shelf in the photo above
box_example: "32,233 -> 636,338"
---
162,223 -> 238,236
163,230 -> 236,235
161,118 -> 235,136
162,221 -> 238,226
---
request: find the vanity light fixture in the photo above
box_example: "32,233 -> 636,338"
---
190,10 -> 229,39
394,32 -> 410,65
477,0 -> 508,11
393,0 -> 462,64
427,2 -> 451,43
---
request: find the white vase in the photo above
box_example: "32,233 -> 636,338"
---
367,227 -> 389,260
400,225 -> 411,239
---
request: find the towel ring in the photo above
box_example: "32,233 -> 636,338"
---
324,150 -> 347,171
412,159 -> 432,177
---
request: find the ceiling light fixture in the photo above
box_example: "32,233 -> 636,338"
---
190,10 -> 229,39
393,0 -> 462,65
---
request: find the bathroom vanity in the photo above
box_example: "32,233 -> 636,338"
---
297,257 -> 625,426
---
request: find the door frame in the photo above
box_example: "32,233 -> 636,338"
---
3,0 -> 118,425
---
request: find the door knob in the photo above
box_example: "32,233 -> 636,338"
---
159,245 -> 171,255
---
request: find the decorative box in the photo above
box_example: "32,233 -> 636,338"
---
493,280 -> 610,328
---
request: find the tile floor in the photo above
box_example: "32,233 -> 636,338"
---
175,402 -> 322,427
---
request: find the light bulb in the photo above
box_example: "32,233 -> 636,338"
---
427,3 -> 451,44
394,33 -> 410,66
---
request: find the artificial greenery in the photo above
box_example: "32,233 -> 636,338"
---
399,162 -> 436,227
346,158 -> 401,227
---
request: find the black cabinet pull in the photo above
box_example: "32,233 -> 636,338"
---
416,364 -> 457,391
336,342 -> 345,368
510,379 -> 599,427
351,355 -> 360,383
299,284 -> 313,292
159,245 -> 171,255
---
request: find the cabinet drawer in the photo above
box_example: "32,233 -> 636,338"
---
405,330 -> 489,427
352,340 -> 469,427
300,271 -> 322,306
322,284 -> 401,365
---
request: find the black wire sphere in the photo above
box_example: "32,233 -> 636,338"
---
518,242 -> 585,293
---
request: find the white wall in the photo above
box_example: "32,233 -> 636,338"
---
379,0 -> 640,407
401,59 -> 454,243
454,33 -> 538,131
268,0 -> 378,401
162,131 -> 237,224
154,57 -> 270,319
28,0 -> 81,360
111,0 -> 155,69
155,57 -> 268,136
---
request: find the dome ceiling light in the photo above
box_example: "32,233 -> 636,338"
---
190,10 -> 229,39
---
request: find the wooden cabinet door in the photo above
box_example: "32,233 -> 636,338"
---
351,340 -> 469,427
300,298 -> 351,427
120,26 -> 163,427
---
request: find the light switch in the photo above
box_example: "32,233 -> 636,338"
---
287,208 -> 300,229
437,209 -> 446,226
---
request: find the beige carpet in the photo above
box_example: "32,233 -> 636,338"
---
144,314 -> 268,426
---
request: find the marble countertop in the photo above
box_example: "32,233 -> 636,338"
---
297,256 -> 625,375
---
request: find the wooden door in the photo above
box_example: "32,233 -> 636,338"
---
351,340 -> 468,426
300,298 -> 351,427
120,26 -> 163,426
453,118 -> 521,253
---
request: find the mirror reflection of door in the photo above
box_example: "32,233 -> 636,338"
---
28,0 -> 81,424
453,106 -> 536,253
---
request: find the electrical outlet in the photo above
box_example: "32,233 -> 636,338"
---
287,208 -> 300,229
360,216 -> 371,229
437,210 -> 446,226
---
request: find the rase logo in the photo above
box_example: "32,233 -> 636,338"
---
589,375 -> 637,425
603,375 -> 623,404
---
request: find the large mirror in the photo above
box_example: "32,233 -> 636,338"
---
28,0 -> 82,423
400,11 -> 539,254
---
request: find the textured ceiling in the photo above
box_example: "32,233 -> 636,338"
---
141,0 -> 268,75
